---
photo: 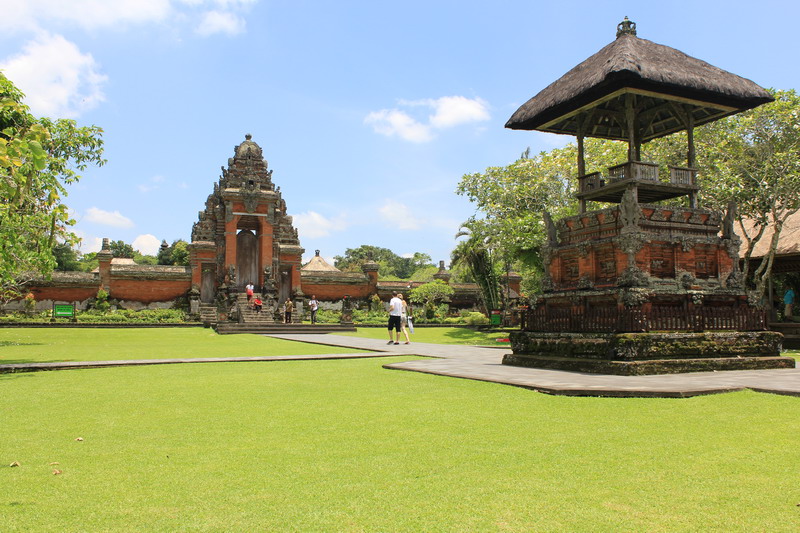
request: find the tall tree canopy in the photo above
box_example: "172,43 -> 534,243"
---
334,245 -> 433,279
0,72 -> 105,299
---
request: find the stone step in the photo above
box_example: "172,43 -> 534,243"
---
215,323 -> 356,335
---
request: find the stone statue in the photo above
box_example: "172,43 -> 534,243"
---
543,211 -> 558,246
722,201 -> 737,240
619,188 -> 641,229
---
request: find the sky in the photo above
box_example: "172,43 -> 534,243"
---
2,0 -> 799,267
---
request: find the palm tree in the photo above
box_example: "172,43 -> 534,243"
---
452,221 -> 501,314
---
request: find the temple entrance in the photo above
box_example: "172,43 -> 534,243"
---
236,230 -> 258,290
279,268 -> 291,304
200,263 -> 215,303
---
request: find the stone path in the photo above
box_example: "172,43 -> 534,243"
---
3,332 -> 799,398
269,334 -> 800,398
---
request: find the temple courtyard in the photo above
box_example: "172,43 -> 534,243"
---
2,328 -> 799,531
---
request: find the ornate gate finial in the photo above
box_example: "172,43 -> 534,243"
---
616,16 -> 637,38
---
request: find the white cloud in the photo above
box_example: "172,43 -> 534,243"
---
85,207 -> 135,228
0,0 -> 173,33
292,211 -> 349,239
365,95 -> 489,143
138,175 -> 165,193
427,96 -> 490,128
195,10 -> 245,36
378,200 -> 420,231
73,231 -> 103,254
133,234 -> 162,255
0,33 -> 107,118
364,109 -> 433,143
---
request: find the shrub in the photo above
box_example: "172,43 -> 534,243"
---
463,311 -> 490,325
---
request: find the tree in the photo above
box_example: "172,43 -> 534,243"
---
334,245 -> 433,279
0,72 -> 105,300
52,243 -> 81,271
409,279 -> 454,317
109,240 -> 135,259
157,239 -> 190,266
451,221 -> 501,313
694,90 -> 800,300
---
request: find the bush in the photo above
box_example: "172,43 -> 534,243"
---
463,311 -> 490,325
307,309 -> 341,324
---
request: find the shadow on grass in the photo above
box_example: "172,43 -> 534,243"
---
2,359 -> 76,365
0,341 -> 45,348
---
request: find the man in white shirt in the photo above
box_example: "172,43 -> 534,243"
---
387,291 -> 403,345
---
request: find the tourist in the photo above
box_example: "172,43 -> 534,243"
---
309,295 -> 319,324
284,298 -> 293,324
253,297 -> 262,314
245,282 -> 254,302
785,287 -> 795,321
387,291 -> 403,345
398,293 -> 411,344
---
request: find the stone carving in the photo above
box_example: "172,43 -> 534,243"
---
725,270 -> 744,289
577,276 -> 594,290
619,188 -> 641,229
226,264 -> 236,284
722,201 -> 737,240
617,266 -> 650,288
620,288 -> 649,308
543,211 -> 558,246
677,270 -> 696,290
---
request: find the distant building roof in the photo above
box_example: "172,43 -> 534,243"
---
301,250 -> 341,272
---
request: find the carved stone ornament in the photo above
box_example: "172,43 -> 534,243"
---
679,237 -> 694,252
725,270 -> 744,289
621,288 -> 649,308
649,208 -> 668,222
577,241 -> 591,258
677,270 -> 696,290
617,266 -> 651,288
577,275 -> 594,290
225,201 -> 234,223
619,188 -> 641,229
543,211 -> 559,246
691,292 -> 704,306
241,181 -> 260,213
541,275 -> 555,292
722,201 -> 737,240
616,231 -> 644,258
227,264 -> 236,284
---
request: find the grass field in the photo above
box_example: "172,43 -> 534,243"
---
0,328 -> 369,364
341,326 -> 513,347
2,328 -> 800,531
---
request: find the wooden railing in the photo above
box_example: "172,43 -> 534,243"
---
577,171 -> 604,193
607,161 -> 659,182
522,305 -> 767,333
668,166 -> 697,186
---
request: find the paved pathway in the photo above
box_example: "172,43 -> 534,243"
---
269,334 -> 800,398
4,332 -> 799,398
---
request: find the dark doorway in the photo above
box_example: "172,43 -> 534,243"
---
236,230 -> 258,289
200,264 -> 215,303
279,268 -> 291,304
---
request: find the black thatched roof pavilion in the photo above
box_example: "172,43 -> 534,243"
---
506,17 -> 773,210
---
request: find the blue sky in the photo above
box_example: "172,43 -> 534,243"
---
2,0 -> 799,267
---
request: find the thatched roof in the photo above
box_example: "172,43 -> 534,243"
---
506,23 -> 772,141
301,251 -> 340,272
736,212 -> 800,260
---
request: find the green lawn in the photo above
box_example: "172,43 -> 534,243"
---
2,330 -> 800,531
341,326 -> 513,347
0,328 -> 368,364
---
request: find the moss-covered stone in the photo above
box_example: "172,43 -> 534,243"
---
506,331 -> 794,375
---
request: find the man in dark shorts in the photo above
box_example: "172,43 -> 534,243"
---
387,291 -> 403,345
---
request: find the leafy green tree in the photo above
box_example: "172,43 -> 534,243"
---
0,72 -> 105,300
409,279 -> 454,317
77,252 -> 99,273
334,245 -> 433,279
109,240 -> 135,258
52,243 -> 81,271
157,239 -> 190,266
451,221 -> 501,313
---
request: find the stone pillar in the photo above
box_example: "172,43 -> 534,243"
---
258,217 -> 273,288
96,238 -> 113,292
224,215 -> 240,271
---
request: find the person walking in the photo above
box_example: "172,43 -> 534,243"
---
785,286 -> 795,321
309,295 -> 319,324
398,293 -> 411,344
284,298 -> 294,324
245,282 -> 254,302
387,291 -> 403,345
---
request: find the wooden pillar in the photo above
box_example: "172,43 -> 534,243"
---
577,134 -> 586,176
687,112 -> 696,168
625,94 -> 637,162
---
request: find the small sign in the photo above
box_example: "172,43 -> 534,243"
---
53,303 -> 75,318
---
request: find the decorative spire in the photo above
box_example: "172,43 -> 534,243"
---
315,249 -> 320,256
616,16 -> 636,38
